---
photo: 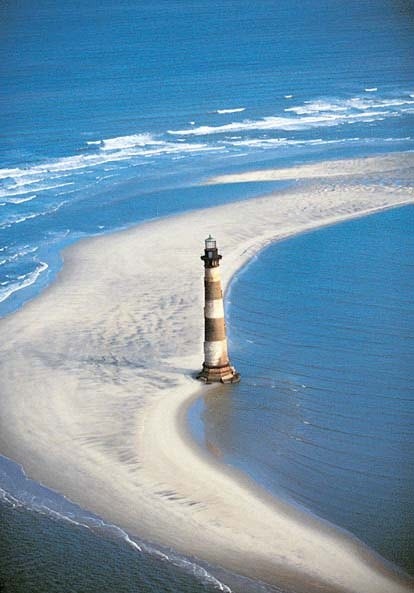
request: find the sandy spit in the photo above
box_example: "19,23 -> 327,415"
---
0,153 -> 413,593
206,151 -> 414,185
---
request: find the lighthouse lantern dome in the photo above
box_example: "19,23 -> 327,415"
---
205,235 -> 216,250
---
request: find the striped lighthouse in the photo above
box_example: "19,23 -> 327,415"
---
197,235 -> 240,384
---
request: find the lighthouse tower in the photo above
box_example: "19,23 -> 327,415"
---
197,235 -> 240,384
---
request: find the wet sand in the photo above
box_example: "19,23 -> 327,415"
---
1,153 -> 413,593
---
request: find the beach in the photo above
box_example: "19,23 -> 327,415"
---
0,154 -> 413,593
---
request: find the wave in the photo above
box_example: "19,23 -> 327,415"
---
4,194 -> 38,204
0,212 -> 41,227
0,201 -> 64,230
166,111 -> 392,136
221,137 -> 353,149
0,182 -> 74,199
0,245 -> 39,266
216,108 -> 246,114
223,136 -> 412,150
285,96 -> 414,115
0,262 -> 48,304
0,138 -> 223,200
167,93 -> 414,136
96,133 -> 223,157
99,133 -> 165,151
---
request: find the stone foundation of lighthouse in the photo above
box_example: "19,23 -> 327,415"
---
197,236 -> 240,384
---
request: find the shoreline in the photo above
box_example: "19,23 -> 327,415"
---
0,153 -> 413,592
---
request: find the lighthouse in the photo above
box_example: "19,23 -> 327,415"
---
197,235 -> 240,384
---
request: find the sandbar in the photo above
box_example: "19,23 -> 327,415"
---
0,153 -> 413,593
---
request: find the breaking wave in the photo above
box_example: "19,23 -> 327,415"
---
99,133 -> 166,151
284,96 -> 414,116
0,138 -> 223,201
216,108 -> 246,114
0,194 -> 38,205
167,93 -> 414,136
0,262 -> 48,304
0,202 -> 65,230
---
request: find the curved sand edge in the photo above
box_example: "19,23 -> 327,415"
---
0,154 -> 413,593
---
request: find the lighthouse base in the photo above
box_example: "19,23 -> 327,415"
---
197,364 -> 240,384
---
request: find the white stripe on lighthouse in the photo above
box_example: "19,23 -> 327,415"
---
205,267 -> 221,282
204,299 -> 225,319
204,340 -> 228,367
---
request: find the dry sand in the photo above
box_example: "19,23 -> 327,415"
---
206,151 -> 414,185
1,153 -> 413,593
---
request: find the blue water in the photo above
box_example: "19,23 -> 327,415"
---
0,1 -> 413,591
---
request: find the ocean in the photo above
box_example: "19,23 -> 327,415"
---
1,1 -> 413,591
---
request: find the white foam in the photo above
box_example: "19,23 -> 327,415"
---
365,87 -> 378,92
168,111 -> 390,136
15,249 -> 39,262
168,93 -> 414,136
0,202 -> 64,229
138,541 -> 232,592
284,94 -> 293,99
286,96 -> 414,115
0,139 -> 222,202
0,212 -> 41,228
225,137 -> 292,148
1,194 -> 38,205
123,533 -> 143,553
348,97 -> 414,110
0,180 -> 75,200
100,133 -> 164,151
0,245 -> 39,264
285,100 -> 348,114
216,107 -> 246,114
0,168 -> 34,181
0,262 -> 48,304
224,137 -> 346,149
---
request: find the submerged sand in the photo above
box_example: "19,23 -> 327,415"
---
1,153 -> 413,593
